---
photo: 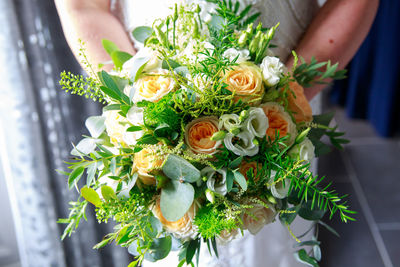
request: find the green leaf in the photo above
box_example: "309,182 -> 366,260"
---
68,167 -> 85,188
111,51 -> 133,70
144,236 -> 172,262
81,186 -> 102,207
318,221 -> 340,237
71,138 -> 96,156
162,154 -> 201,183
293,240 -> 321,248
102,39 -> 119,56
132,26 -> 153,43
279,205 -> 300,225
86,161 -> 97,186
154,123 -> 172,137
136,134 -> 158,145
186,239 -> 198,264
103,104 -> 121,112
127,125 -> 143,132
160,180 -> 194,221
101,185 -> 117,201
85,116 -> 106,138
229,156 -> 243,169
298,201 -> 326,221
130,56 -> 150,82
162,59 -> 180,70
226,170 -> 234,192
233,171 -> 247,191
294,249 -> 319,267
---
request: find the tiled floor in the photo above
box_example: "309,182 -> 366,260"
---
318,104 -> 400,267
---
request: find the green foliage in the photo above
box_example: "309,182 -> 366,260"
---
292,52 -> 347,88
58,199 -> 88,240
141,92 -> 182,131
59,71 -> 105,103
193,203 -> 238,239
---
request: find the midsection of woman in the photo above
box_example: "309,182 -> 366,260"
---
112,1 -> 320,266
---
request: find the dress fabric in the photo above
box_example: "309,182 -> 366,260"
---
111,1 -> 321,266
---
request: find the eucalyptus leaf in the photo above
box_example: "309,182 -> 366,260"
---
86,161 -> 98,186
132,26 -> 153,43
81,186 -> 102,207
233,171 -> 247,191
85,116 -> 106,138
160,180 -> 194,221
294,249 -> 319,267
162,154 -> 201,183
144,236 -> 172,262
226,170 -> 234,192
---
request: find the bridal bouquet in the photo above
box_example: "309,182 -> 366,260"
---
59,1 -> 353,266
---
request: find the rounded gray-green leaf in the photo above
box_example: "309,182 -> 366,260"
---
162,154 -> 201,183
144,236 -> 172,262
85,116 -> 106,138
160,180 -> 194,221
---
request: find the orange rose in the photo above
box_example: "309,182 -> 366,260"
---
225,63 -> 264,105
283,81 -> 312,123
133,147 -> 164,185
152,198 -> 197,240
185,116 -> 220,154
261,102 -> 297,144
239,161 -> 262,181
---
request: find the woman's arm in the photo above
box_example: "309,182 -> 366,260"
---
55,0 -> 135,73
286,0 -> 379,100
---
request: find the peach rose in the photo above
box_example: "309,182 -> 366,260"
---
283,81 -> 313,123
225,63 -> 264,105
239,161 -> 262,181
260,102 -> 297,145
133,69 -> 175,103
133,148 -> 164,185
242,199 -> 276,235
152,198 -> 198,240
185,116 -> 221,154
217,228 -> 240,245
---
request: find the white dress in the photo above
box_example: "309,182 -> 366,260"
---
111,1 -> 322,266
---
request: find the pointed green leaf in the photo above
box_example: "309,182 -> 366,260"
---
68,167 -> 85,188
101,185 -> 117,201
102,39 -> 119,56
111,51 -> 133,69
233,171 -> 247,191
81,186 -> 102,207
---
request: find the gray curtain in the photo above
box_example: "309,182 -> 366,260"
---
0,0 -> 132,266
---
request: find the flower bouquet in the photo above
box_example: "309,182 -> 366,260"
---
58,1 -> 354,266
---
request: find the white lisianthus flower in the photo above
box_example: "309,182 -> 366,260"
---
201,167 -> 228,196
260,56 -> 284,86
223,48 -> 250,63
219,114 -> 241,132
242,199 -> 276,235
122,47 -> 162,76
244,107 -> 269,138
186,0 -> 217,23
224,131 -> 259,156
217,229 -> 240,245
288,138 -> 315,162
268,171 -> 290,199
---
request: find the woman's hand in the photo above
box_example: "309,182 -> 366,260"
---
55,0 -> 135,73
286,0 -> 379,100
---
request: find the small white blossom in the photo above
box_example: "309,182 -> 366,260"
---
201,167 -> 228,196
244,107 -> 269,138
223,48 -> 250,63
224,131 -> 258,156
260,56 -> 284,86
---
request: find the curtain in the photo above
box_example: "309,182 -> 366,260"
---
331,0 -> 400,137
0,0 -> 132,266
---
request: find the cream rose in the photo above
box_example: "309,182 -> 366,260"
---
104,110 -> 140,147
242,199 -> 276,235
260,56 -> 284,86
152,198 -> 198,241
217,229 -> 240,245
260,102 -> 297,145
133,69 -> 175,103
225,63 -> 264,105
185,116 -> 221,154
133,147 -> 164,185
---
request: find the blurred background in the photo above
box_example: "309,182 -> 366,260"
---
0,0 -> 399,267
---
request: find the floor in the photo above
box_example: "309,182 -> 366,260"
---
318,104 -> 400,267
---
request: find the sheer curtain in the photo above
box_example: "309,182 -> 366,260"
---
0,0 -> 132,266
